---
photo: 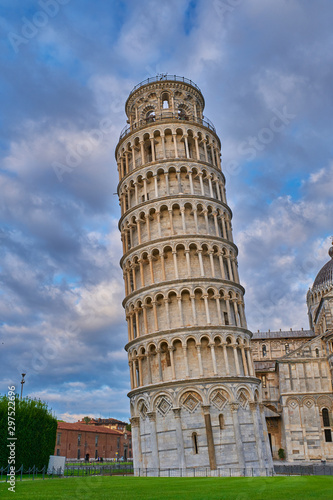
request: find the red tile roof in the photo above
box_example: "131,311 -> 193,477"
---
57,422 -> 130,436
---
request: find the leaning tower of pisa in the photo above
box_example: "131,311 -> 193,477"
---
116,75 -> 273,475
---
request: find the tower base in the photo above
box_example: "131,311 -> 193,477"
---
130,379 -> 274,474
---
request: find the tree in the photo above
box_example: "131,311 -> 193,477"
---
82,416 -> 91,423
0,394 -> 58,468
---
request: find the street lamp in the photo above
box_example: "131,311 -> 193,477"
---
20,373 -> 26,399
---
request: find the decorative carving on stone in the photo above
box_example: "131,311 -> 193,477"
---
138,399 -> 149,419
130,416 -> 140,427
180,391 -> 202,413
210,389 -> 228,410
238,390 -> 249,409
229,402 -> 239,412
317,396 -> 332,410
172,407 -> 181,418
201,405 -> 211,415
249,402 -> 258,411
147,411 -> 156,422
155,395 -> 172,416
287,398 -> 299,409
303,398 -> 314,409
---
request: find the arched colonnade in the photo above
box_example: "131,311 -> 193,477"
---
128,333 -> 255,390
125,285 -> 247,341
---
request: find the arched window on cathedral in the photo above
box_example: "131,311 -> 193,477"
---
262,345 -> 267,358
315,348 -> 320,357
285,344 -> 290,354
322,408 -> 332,443
322,408 -> 330,427
324,429 -> 332,442
262,375 -> 267,388
192,432 -> 199,454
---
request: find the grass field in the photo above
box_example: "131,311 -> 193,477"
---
1,475 -> 333,500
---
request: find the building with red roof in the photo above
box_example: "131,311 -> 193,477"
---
55,422 -> 131,461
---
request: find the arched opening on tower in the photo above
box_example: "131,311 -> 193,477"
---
161,92 -> 170,109
146,110 -> 155,122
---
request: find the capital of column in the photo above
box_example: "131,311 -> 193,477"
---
147,411 -> 156,422
229,402 -> 240,412
130,416 -> 140,427
172,407 -> 182,418
201,405 -> 211,415
249,402 -> 258,412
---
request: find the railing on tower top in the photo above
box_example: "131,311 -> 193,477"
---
128,75 -> 202,95
119,113 -> 216,140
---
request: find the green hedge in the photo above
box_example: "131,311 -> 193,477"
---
0,394 -> 57,468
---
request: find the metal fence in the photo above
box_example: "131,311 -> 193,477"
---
0,463 -> 134,481
128,75 -> 202,96
3,463 -> 333,481
274,463 -> 333,476
133,467 -> 274,477
119,112 -> 216,140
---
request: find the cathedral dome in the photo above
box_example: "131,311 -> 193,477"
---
313,242 -> 333,290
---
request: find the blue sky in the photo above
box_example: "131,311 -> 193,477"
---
1,0 -> 333,422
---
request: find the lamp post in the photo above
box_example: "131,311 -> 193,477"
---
20,373 -> 26,399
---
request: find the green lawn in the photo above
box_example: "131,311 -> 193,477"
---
1,475 -> 333,499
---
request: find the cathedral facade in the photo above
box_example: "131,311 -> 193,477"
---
116,76 -> 273,474
252,244 -> 333,462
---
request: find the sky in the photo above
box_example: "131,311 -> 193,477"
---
1,0 -> 333,423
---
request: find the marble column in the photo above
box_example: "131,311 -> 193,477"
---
147,411 -> 160,470
230,403 -> 245,468
130,416 -> 142,472
202,405 -> 217,470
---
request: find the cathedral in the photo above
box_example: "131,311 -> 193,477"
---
252,242 -> 333,462
115,74 -> 332,473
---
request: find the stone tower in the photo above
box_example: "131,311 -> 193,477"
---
116,75 -> 273,475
